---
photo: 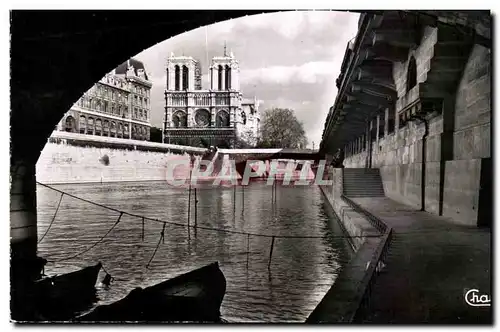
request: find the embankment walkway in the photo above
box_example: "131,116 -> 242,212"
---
352,197 -> 491,323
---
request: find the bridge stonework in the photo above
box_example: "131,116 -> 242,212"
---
322,11 -> 491,226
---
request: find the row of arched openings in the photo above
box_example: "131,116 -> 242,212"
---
65,115 -> 148,140
171,110 -> 230,128
167,64 -> 232,91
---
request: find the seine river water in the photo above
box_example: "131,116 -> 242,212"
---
36,181 -> 352,322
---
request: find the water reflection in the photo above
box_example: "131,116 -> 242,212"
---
36,181 -> 350,322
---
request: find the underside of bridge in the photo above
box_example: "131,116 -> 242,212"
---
320,10 -> 491,226
11,10 -> 279,320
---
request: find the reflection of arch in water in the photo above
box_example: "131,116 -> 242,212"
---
64,115 -> 76,132
172,110 -> 187,128
216,110 -> 230,127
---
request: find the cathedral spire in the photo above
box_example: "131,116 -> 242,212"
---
224,41 -> 227,57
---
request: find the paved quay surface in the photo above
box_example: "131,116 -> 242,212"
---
352,197 -> 491,324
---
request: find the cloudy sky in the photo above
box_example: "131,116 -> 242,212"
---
134,10 -> 359,148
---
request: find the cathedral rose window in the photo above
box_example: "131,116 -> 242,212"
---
195,109 -> 211,127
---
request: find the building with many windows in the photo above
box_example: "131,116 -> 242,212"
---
55,58 -> 152,140
164,49 -> 260,148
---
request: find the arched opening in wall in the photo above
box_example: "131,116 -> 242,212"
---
182,65 -> 189,90
218,65 -> 223,90
194,109 -> 211,127
103,120 -> 109,136
174,65 -> 180,91
118,122 -> 123,138
110,121 -> 116,137
124,124 -> 129,138
95,118 -> 102,136
216,110 -> 230,127
407,56 -> 417,93
64,116 -> 76,132
225,65 -> 231,90
173,110 -> 188,128
87,117 -> 95,135
79,115 -> 86,134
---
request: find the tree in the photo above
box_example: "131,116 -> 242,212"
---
234,129 -> 257,148
258,108 -> 308,148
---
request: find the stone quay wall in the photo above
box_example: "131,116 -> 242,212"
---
343,24 -> 491,226
36,141 -> 195,184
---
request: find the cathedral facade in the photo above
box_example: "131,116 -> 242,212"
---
163,51 -> 260,148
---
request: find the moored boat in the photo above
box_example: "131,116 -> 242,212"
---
34,262 -> 102,320
77,261 -> 226,322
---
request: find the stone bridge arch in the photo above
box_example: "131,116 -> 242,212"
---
11,11 -> 278,312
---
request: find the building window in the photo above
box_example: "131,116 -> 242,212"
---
225,65 -> 231,90
124,106 -> 128,118
134,95 -> 138,105
95,119 -> 102,135
124,124 -> 129,138
134,108 -> 138,119
144,110 -> 148,120
407,56 -> 417,93
139,109 -> 143,119
182,65 -> 189,90
175,65 -> 180,91
218,65 -> 223,90
103,120 -> 109,136
87,117 -> 95,135
65,116 -> 76,132
110,121 -> 116,137
79,115 -> 86,134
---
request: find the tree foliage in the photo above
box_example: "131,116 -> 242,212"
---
258,108 -> 308,148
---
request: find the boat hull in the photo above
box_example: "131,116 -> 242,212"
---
78,261 -> 226,322
34,262 -> 102,320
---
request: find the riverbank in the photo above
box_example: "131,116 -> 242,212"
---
308,168 -> 492,323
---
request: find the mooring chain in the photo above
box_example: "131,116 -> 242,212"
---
46,212 -> 124,263
38,192 -> 64,244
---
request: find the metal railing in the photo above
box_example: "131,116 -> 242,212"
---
340,167 -> 393,321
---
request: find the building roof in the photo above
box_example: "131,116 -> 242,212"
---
115,58 -> 149,81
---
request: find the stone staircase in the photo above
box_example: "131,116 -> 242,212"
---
342,168 -> 385,197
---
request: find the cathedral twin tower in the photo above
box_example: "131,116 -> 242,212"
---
163,49 -> 259,148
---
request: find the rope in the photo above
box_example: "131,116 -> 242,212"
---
46,212 -> 123,262
146,223 -> 166,269
38,192 -> 64,244
36,181 -> 380,241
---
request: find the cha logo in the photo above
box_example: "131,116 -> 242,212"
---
465,289 -> 491,307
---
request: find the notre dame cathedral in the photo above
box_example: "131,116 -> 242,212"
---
163,48 -> 260,148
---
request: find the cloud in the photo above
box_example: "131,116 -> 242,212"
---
240,61 -> 337,85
